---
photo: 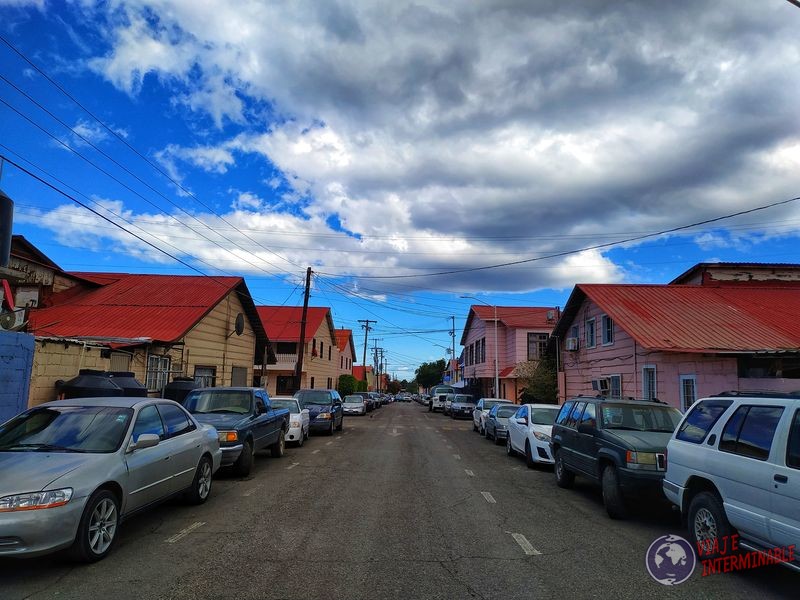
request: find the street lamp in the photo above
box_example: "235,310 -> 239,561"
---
461,295 -> 500,399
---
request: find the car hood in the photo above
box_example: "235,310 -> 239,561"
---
605,430 -> 673,451
0,452 -> 107,495
304,405 -> 332,417
191,413 -> 249,430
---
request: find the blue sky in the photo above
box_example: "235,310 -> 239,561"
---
2,1 -> 800,377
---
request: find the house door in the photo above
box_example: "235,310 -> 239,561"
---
231,366 -> 248,387
277,375 -> 296,395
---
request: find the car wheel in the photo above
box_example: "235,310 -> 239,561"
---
297,430 -> 304,447
336,417 -> 343,431
68,489 -> 119,562
428,404 -> 432,412
485,427 -> 492,440
185,456 -> 214,505
525,441 -> 536,469
232,440 -> 254,477
601,465 -> 628,519
688,492 -> 735,558
479,424 -> 485,436
328,420 -> 335,436
554,449 -> 575,489
506,435 -> 514,456
473,421 -> 478,432
271,432 -> 286,458
494,432 -> 504,446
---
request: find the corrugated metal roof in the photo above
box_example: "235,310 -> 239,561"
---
460,305 -> 558,345
28,273 -> 248,344
578,284 -> 800,353
353,365 -> 372,380
335,329 -> 353,351
499,366 -> 515,378
256,306 -> 330,342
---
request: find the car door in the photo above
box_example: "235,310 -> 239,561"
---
156,403 -> 201,495
253,391 -> 273,449
331,392 -> 343,428
768,406 -> 800,553
124,404 -> 173,512
574,402 -> 598,476
474,400 -> 484,428
510,406 -> 528,452
561,401 -> 586,473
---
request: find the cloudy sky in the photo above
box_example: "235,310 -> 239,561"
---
2,0 -> 800,372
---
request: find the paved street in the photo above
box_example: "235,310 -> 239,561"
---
2,402 -> 797,600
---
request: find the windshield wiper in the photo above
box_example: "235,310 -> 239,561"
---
605,426 -> 641,431
2,443 -> 86,452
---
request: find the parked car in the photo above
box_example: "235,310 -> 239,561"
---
449,394 -> 476,419
484,403 -> 520,444
443,393 -> 457,416
295,389 -> 344,435
429,385 -> 455,412
506,404 -> 560,467
473,398 -> 512,434
663,392 -> 800,569
271,396 -> 310,446
551,396 -> 682,519
0,397 -> 221,561
352,392 -> 375,412
343,394 -> 367,415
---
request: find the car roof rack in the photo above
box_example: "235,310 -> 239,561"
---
713,390 -> 800,399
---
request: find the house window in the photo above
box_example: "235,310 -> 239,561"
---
341,356 -> 344,369
310,376 -> 315,389
194,365 -> 216,388
275,342 -> 297,355
601,315 -> 614,345
481,338 -> 486,363
231,366 -> 248,387
328,347 -> 332,361
642,365 -> 656,401
469,344 -> 474,366
527,333 -> 548,361
327,377 -> 332,389
585,318 -> 596,349
570,325 -> 579,340
312,339 -> 317,356
609,375 -> 622,399
320,341 -> 324,358
680,375 -> 697,412
146,355 -> 171,392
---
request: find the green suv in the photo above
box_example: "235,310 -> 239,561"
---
550,396 -> 682,519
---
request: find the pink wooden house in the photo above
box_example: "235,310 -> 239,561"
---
460,306 -> 560,401
552,265 -> 800,410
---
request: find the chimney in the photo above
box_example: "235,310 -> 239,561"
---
0,188 -> 12,268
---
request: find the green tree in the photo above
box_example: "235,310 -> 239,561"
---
337,374 -> 358,397
415,359 -> 447,389
387,379 -> 402,394
356,379 -> 368,392
515,355 -> 558,404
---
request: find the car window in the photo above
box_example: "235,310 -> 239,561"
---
515,406 -> 528,420
787,410 -> 800,470
556,401 -> 574,425
676,399 -> 733,443
565,402 -> 585,428
497,406 -> 518,419
600,404 -> 680,432
183,390 -> 252,414
295,390 -> 333,405
580,403 -> 597,428
133,405 -> 165,441
157,404 -> 194,438
531,407 -> 559,425
719,405 -> 784,461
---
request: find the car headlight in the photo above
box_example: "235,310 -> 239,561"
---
533,431 -> 551,442
290,420 -> 301,428
626,451 -> 659,469
0,488 -> 73,512
317,412 -> 332,420
218,430 -> 238,443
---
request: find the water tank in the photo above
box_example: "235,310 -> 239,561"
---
58,369 -> 124,399
0,188 -> 12,268
106,371 -> 148,397
164,377 -> 200,404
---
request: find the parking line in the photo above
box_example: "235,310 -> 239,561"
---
312,449 -> 320,454
510,533 -> 541,555
464,469 -> 474,477
166,522 -> 205,543
286,462 -> 299,470
481,492 -> 496,504
453,454 -> 461,460
325,442 -> 333,446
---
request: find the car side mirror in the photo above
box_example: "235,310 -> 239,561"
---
577,423 -> 596,434
516,418 -> 528,425
131,433 -> 159,451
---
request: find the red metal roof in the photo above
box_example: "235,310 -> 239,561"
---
461,305 -> 559,345
353,365 -> 372,381
28,273 -> 247,344
499,366 -> 515,378
335,329 -> 352,351
256,306 -> 331,342
576,284 -> 800,353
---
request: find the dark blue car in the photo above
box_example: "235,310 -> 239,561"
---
294,389 -> 344,435
182,387 -> 290,476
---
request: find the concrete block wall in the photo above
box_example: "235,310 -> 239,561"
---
0,331 -> 34,422
29,340 -> 109,407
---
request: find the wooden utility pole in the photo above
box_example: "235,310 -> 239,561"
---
358,319 -> 376,375
294,267 -> 312,391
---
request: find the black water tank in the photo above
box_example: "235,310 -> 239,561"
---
163,377 -> 200,404
106,371 -> 148,397
0,188 -> 12,268
58,369 -> 124,399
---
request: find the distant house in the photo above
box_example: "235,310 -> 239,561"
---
335,328 -> 356,378
255,306 -> 341,395
353,365 -> 375,391
552,263 -> 800,410
460,306 -> 560,400
26,272 -> 268,406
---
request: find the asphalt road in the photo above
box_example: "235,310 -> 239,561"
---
2,402 -> 797,599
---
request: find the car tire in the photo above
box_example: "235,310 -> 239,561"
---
494,433 -> 504,446
688,491 -> 735,558
506,435 -> 514,456
68,489 -> 120,563
185,456 -> 214,505
297,430 -> 304,447
428,404 -> 432,412
328,420 -> 335,436
473,421 -> 478,432
485,427 -> 492,441
601,465 -> 628,519
336,417 -> 343,432
525,441 -> 536,469
270,432 -> 286,458
554,449 -> 575,489
232,440 -> 254,477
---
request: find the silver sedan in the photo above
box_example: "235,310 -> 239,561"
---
0,397 -> 222,562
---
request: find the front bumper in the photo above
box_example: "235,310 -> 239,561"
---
494,428 -> 508,439
220,443 -> 244,466
452,409 -> 473,419
530,440 -> 554,464
310,419 -> 334,432
0,495 -> 87,558
285,425 -> 304,442
617,467 -> 667,495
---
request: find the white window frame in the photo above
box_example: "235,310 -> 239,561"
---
146,354 -> 171,392
609,374 -> 622,399
642,365 -> 657,401
585,318 -> 596,349
601,314 -> 614,346
679,375 -> 697,412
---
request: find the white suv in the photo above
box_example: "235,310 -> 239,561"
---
663,393 -> 800,570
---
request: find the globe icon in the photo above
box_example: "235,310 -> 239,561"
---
645,534 -> 696,586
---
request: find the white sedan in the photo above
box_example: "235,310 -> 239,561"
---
271,397 -> 310,446
472,398 -> 512,434
506,404 -> 561,467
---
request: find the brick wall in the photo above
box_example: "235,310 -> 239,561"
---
29,340 -> 109,407
0,331 -> 34,421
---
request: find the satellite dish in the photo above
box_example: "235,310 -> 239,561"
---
234,313 -> 245,336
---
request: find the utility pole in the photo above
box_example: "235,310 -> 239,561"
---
358,319 -> 376,383
372,339 -> 380,392
294,267 -> 312,392
379,348 -> 386,393
450,315 -> 456,382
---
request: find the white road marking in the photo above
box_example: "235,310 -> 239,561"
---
312,449 -> 320,454
388,427 -> 402,437
510,533 -> 542,555
481,492 -> 496,504
464,469 -> 474,477
446,445 -> 453,449
166,522 -> 205,543
242,486 -> 260,497
286,462 -> 299,470
335,436 -> 342,440
326,442 -> 333,446
453,454 -> 461,460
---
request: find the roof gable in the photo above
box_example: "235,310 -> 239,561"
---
256,306 -> 335,344
460,305 -> 558,345
335,328 -> 357,360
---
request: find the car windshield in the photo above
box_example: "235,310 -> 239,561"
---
183,390 -> 252,414
483,400 -> 507,410
601,404 -> 682,432
531,408 -> 560,425
497,406 -> 518,418
295,391 -> 333,405
0,406 -> 133,453
344,396 -> 363,404
271,399 -> 299,413
454,395 -> 474,404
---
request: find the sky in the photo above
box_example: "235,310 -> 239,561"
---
1,0 -> 800,377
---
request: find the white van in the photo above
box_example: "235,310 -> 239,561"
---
428,385 -> 455,412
